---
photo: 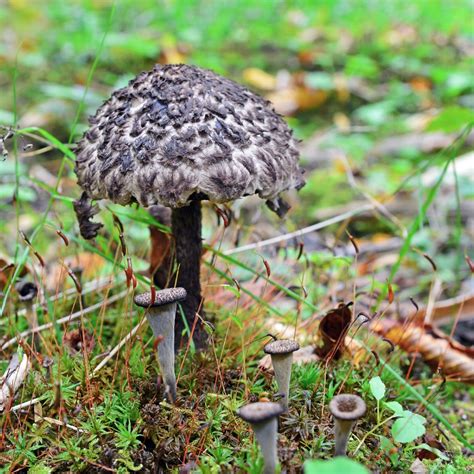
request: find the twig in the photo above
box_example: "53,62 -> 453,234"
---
1,291 -> 128,350
41,415 -> 86,433
10,396 -> 42,412
225,204 -> 374,255
92,315 -> 143,375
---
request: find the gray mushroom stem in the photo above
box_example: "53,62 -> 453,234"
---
16,282 -> 39,349
134,288 -> 187,403
334,417 -> 356,456
329,394 -> 366,457
270,354 -> 293,410
252,417 -> 279,474
264,339 -> 299,410
237,402 -> 284,474
147,303 -> 177,402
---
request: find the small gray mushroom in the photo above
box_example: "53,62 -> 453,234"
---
263,339 -> 299,410
237,402 -> 284,474
134,287 -> 187,402
329,394 -> 366,456
16,281 -> 39,349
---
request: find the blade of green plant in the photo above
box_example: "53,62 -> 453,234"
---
206,246 -> 318,313
11,48 -> 21,270
388,125 -> 471,285
18,127 -> 76,161
305,457 -> 369,474
67,3 -> 116,145
107,205 -> 171,232
0,5 -> 115,315
392,124 -> 471,202
27,180 -> 75,203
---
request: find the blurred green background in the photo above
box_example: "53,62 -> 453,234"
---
1,0 -> 472,136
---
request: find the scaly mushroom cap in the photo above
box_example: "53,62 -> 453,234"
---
75,64 -> 304,214
134,287 -> 187,308
264,339 -> 300,355
329,394 -> 366,421
237,402 -> 284,423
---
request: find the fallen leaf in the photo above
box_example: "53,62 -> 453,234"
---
315,302 -> 352,360
46,252 -> 106,291
371,319 -> 474,383
0,257 -> 29,290
242,68 -> 277,91
409,76 -> 433,93
267,87 -> 328,115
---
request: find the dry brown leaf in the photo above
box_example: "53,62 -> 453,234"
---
395,291 -> 474,325
371,319 -> 474,383
315,302 -> 352,360
158,45 -> 186,64
0,257 -> 29,290
266,87 -> 328,115
242,68 -> 277,91
409,76 -> 433,93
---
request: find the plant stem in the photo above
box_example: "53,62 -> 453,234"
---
353,415 -> 396,455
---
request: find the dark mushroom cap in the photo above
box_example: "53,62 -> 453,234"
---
134,287 -> 187,308
264,339 -> 300,355
329,394 -> 366,421
16,281 -> 38,302
237,402 -> 284,423
75,64 -> 304,213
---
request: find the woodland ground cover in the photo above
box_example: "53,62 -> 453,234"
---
0,1 -> 473,472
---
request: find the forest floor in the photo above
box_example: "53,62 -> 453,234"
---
0,1 -> 473,472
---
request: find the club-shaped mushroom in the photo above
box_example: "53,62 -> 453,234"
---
264,339 -> 299,410
329,394 -> 366,456
16,281 -> 39,349
237,402 -> 284,474
74,64 -> 305,349
134,287 -> 186,402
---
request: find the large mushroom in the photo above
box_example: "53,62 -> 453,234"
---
73,64 -> 305,349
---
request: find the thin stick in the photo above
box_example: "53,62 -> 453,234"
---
1,291 -> 128,350
92,316 -> 143,375
225,204 -> 374,255
41,416 -> 86,433
10,396 -> 42,412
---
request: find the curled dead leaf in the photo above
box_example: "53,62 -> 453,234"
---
315,302 -> 352,360
0,257 -> 29,291
371,319 -> 474,383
